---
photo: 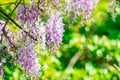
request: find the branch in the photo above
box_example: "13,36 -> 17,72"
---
2,0 -> 22,30
0,8 -> 37,41
112,63 -> 120,72
0,9 -> 21,28
105,53 -> 120,72
69,44 -> 120,73
65,50 -> 83,73
84,24 -> 120,72
85,45 -> 120,72
105,52 -> 120,72
104,58 -> 120,72
2,29 -> 16,49
0,0 -> 22,49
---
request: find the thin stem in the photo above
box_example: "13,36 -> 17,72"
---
65,49 -> 83,73
0,9 -> 21,28
2,29 -> 16,49
0,8 -> 37,41
2,0 -> 22,30
112,63 -> 120,72
1,0 -> 22,49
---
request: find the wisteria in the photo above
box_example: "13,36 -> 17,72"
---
17,42 -> 40,77
16,2 -> 40,41
16,2 -> 38,24
16,2 -> 41,76
65,0 -> 99,19
46,11 -> 64,52
74,0 -> 99,19
0,0 -> 100,78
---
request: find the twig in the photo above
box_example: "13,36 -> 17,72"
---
0,8 -> 37,41
0,9 -> 21,28
86,45 -> 120,72
65,50 -> 82,73
112,63 -> 120,72
2,0 -> 22,30
106,51 -> 120,72
105,58 -> 120,72
2,29 -> 16,49
1,0 -> 22,49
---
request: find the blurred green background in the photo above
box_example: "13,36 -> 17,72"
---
0,0 -> 120,80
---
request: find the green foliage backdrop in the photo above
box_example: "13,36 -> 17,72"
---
0,0 -> 120,80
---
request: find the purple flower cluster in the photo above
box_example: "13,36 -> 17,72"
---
65,0 -> 99,19
46,11 -> 64,52
73,0 -> 99,19
16,4 -> 64,76
0,0 -> 100,78
16,2 -> 41,76
16,2 -> 40,40
18,42 -> 40,77
16,2 -> 38,23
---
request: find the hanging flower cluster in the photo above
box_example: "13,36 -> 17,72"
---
46,11 -> 64,52
0,0 -> 100,77
74,0 -> 99,19
16,2 -> 41,76
65,0 -> 99,19
16,2 -> 64,76
17,41 -> 40,77
16,2 -> 40,41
